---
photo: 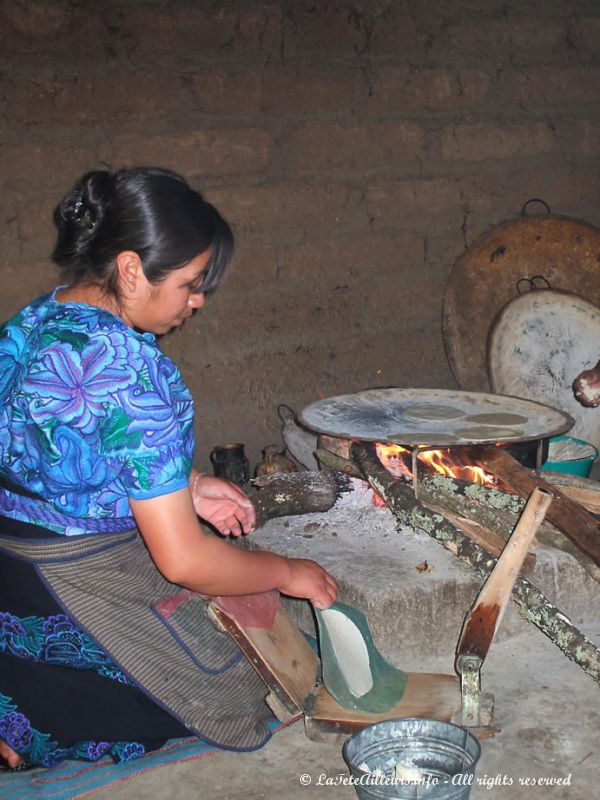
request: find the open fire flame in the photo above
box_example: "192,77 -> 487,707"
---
376,443 -> 496,485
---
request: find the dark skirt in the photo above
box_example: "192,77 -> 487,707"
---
0,516 -> 270,766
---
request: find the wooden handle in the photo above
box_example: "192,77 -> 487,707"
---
457,487 -> 553,661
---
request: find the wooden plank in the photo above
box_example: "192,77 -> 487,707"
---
476,446 -> 600,567
304,673 -> 495,741
557,485 -> 600,515
307,672 -> 461,726
456,488 -> 552,662
423,501 -> 536,574
541,472 -> 600,513
542,481 -> 600,514
208,603 -> 319,717
209,600 -> 495,737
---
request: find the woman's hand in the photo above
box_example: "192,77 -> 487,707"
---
279,558 -> 338,610
190,472 -> 256,537
573,360 -> 600,407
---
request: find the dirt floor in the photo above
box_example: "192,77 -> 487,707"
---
95,483 -> 599,800
96,622 -> 599,800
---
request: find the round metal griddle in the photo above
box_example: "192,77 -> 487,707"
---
442,210 -> 600,392
299,388 -> 573,447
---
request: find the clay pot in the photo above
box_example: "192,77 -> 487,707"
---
255,445 -> 298,477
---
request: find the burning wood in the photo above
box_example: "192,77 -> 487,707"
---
376,443 -> 495,486
317,442 -> 600,584
316,446 -> 535,567
350,441 -> 600,687
324,438 -> 600,569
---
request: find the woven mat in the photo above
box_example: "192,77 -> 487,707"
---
0,717 -> 299,800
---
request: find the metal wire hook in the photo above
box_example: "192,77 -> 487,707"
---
520,198 -> 552,216
516,275 -> 552,294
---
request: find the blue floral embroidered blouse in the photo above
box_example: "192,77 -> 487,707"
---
0,289 -> 195,535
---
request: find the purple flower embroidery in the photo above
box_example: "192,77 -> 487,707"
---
119,357 -> 192,448
87,741 -> 111,761
0,711 -> 33,751
25,335 -> 138,434
42,748 -> 71,767
0,612 -> 27,637
39,426 -> 108,512
116,742 -> 146,762
42,614 -> 74,636
0,328 -> 27,401
0,294 -> 194,528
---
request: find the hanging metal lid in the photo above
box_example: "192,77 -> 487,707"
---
442,201 -> 600,392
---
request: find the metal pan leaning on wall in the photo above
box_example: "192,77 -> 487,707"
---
442,200 -> 600,392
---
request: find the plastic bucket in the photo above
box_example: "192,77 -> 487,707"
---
541,435 -> 598,478
342,718 -> 481,799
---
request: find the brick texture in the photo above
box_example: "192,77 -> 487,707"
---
278,233 -> 425,287
1,0 -> 599,466
0,143 -> 106,188
368,68 -> 491,112
112,129 -> 273,178
206,182 -> 365,236
285,122 -> 425,171
438,122 -> 559,162
117,2 -> 282,62
427,18 -> 568,64
570,16 -> 600,61
508,67 -> 600,108
4,66 -> 186,125
365,179 -> 464,233
260,67 -> 354,113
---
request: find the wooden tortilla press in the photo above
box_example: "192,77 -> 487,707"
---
208,592 -> 475,742
206,489 -> 551,742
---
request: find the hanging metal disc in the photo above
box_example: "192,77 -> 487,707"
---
442,208 -> 600,392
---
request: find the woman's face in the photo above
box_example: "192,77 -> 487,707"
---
127,250 -> 211,335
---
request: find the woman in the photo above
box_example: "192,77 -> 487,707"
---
0,167 -> 337,770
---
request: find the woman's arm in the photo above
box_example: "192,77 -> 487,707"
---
129,488 -> 337,608
188,469 -> 256,536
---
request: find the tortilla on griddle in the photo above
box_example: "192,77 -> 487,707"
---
464,413 -> 529,426
455,426 -> 523,441
402,404 -> 464,421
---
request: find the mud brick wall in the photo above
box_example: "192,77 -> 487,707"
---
1,0 -> 599,471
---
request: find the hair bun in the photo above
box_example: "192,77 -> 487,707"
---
61,189 -> 92,228
53,169 -> 116,271
56,169 -> 114,232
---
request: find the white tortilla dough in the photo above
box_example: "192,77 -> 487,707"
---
464,412 -> 528,426
402,404 -> 464,421
548,438 -> 596,462
395,761 -> 423,783
320,608 -> 373,697
455,426 -> 523,440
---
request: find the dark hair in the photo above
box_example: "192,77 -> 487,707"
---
52,166 -> 233,296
